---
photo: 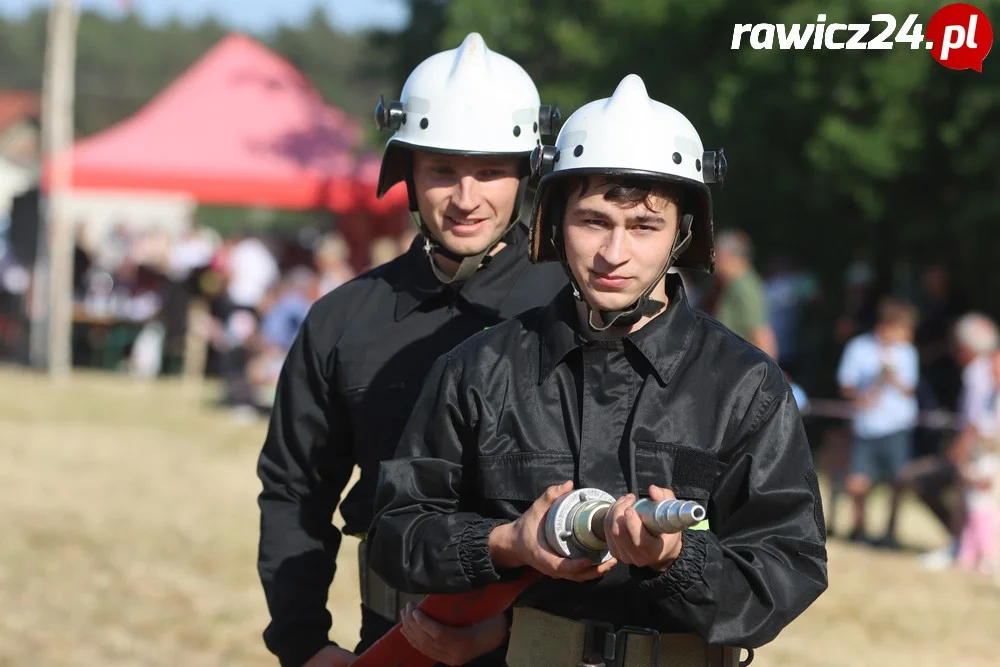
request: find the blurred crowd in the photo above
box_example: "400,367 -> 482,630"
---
687,228 -> 998,577
197,228 -> 412,414
0,217 -> 417,411
2,216 -> 997,574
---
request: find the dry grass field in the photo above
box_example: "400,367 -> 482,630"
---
1,366 -> 998,667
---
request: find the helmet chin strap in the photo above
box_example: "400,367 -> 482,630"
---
407,169 -> 530,286
414,208 -> 490,284
581,213 -> 694,333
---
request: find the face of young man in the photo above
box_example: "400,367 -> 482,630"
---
561,177 -> 681,321
411,152 -> 522,260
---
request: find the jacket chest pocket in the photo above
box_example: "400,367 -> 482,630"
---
633,441 -> 724,503
475,452 -> 577,510
340,363 -> 417,461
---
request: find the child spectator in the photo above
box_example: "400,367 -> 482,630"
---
956,349 -> 1000,575
914,313 -> 999,570
837,297 -> 920,546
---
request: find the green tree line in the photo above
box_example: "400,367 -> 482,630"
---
3,1 -> 999,392
383,0 -> 1000,393
0,6 -> 394,143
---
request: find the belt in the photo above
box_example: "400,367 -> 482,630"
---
357,541 -> 426,623
505,607 -> 752,667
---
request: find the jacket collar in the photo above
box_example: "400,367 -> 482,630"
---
538,273 -> 699,386
394,223 -> 529,321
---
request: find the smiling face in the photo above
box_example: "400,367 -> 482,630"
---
411,151 -> 523,258
560,176 -> 683,317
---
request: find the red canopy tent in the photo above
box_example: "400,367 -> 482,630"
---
46,33 -> 404,214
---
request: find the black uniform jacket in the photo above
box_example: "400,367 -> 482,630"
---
368,274 -> 829,651
256,223 -> 567,667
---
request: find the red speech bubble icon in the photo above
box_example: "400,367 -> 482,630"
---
927,3 -> 993,72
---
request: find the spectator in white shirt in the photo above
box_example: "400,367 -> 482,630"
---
211,234 -> 279,410
896,312 -> 998,569
955,349 -> 999,574
226,235 -> 280,312
837,297 -> 920,546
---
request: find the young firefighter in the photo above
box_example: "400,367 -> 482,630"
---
368,75 -> 829,667
255,34 -> 567,667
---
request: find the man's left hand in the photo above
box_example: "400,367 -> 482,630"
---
604,485 -> 683,572
399,603 -> 509,666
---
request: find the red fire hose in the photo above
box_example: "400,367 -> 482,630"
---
352,571 -> 543,667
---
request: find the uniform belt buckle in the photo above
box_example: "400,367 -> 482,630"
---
580,619 -> 616,667
614,625 -> 660,667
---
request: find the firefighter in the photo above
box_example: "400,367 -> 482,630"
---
368,74 -> 829,667
256,33 -> 566,667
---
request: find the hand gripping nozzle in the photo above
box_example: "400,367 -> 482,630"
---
544,488 -> 706,561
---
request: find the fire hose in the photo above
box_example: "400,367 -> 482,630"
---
353,488 -> 706,667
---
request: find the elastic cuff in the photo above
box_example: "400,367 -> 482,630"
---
278,639 -> 338,667
631,529 -> 709,598
458,518 -> 510,587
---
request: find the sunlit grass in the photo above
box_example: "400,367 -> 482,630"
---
0,366 -> 997,666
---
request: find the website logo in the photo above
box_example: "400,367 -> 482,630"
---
731,3 -> 993,72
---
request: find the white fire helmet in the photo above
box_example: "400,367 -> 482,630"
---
528,73 -> 725,275
374,32 -> 560,282
526,74 -> 726,330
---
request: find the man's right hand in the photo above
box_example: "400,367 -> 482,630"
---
488,481 -> 617,582
302,645 -> 357,667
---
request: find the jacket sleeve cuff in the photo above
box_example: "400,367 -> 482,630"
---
630,529 -> 710,598
458,518 -> 514,587
278,639 -> 338,667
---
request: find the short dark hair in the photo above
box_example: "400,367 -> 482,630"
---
553,174 -> 686,213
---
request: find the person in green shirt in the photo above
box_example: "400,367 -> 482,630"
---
712,229 -> 779,359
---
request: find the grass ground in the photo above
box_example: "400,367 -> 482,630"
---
1,367 -> 998,666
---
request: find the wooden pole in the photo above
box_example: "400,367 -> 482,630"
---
34,0 -> 79,378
